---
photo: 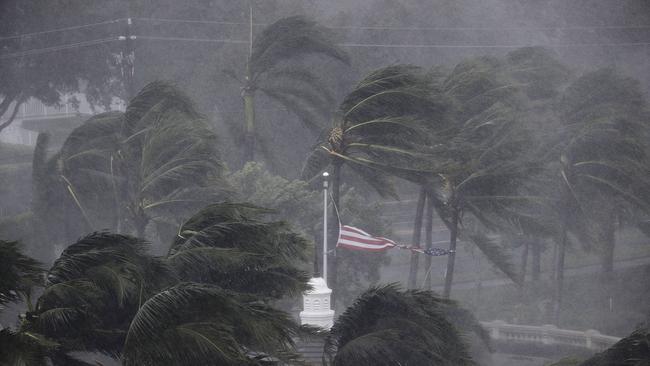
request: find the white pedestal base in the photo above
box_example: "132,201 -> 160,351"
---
300,277 -> 335,329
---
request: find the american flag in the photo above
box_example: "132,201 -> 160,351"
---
411,247 -> 453,256
337,225 -> 396,252
336,225 -> 452,256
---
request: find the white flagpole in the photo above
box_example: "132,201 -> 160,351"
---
322,172 -> 329,285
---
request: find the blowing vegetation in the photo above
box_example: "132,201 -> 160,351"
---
1,1 -> 650,365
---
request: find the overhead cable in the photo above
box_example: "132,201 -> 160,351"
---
0,19 -> 123,41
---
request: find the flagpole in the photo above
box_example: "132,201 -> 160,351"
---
322,172 -> 329,285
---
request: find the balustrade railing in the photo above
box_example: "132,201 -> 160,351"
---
481,320 -> 620,352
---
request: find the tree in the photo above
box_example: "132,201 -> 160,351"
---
367,57 -> 533,295
0,240 -> 42,307
578,326 -> 650,366
324,284 -> 484,366
0,0 -> 125,135
17,202 -> 313,365
34,81 -> 229,245
230,162 -> 392,309
233,15 -> 349,162
0,240 -> 92,366
127,203 -> 313,365
28,232 -> 172,356
548,68 -> 649,325
302,65 -> 442,299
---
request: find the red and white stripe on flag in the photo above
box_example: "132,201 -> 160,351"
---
337,225 -> 396,252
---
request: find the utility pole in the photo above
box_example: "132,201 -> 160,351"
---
119,17 -> 136,102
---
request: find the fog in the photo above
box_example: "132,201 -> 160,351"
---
1,1 -> 649,365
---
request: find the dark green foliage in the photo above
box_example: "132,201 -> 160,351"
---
122,283 -> 302,366
302,64 -> 441,196
0,240 -> 42,306
169,203 -> 311,299
0,328 -> 93,366
580,327 -> 650,366
249,16 -> 348,77
325,284 -> 477,366
7,202 -> 313,364
238,15 -> 349,161
506,47 -> 571,101
35,81 -> 229,244
32,232 -> 173,356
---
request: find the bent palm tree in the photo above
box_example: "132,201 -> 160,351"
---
0,240 -> 42,307
325,284 -> 483,366
16,202 -> 312,365
30,232 -> 173,356
38,81 -> 229,241
302,65 -> 445,298
549,68 -> 649,325
235,15 -> 349,162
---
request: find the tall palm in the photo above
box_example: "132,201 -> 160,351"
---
302,65 -> 444,298
378,57 -> 532,295
549,68 -> 649,325
235,15 -> 349,162
37,81 -> 229,241
324,284 -> 484,365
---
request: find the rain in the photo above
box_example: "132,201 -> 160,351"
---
1,1 -> 649,365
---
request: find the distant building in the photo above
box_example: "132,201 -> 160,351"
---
0,95 -> 124,148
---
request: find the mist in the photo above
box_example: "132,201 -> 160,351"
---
1,1 -> 649,365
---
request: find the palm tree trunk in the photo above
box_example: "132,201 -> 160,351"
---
242,60 -> 256,163
407,186 -> 427,289
519,238 -> 529,301
554,220 -> 568,326
531,238 -> 541,282
600,214 -> 616,279
443,205 -> 459,298
243,89 -> 256,162
423,191 -> 435,290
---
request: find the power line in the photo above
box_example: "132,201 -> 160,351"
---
137,35 -> 248,44
136,16 -> 650,32
132,35 -> 650,49
2,35 -> 648,60
136,17 -> 250,26
0,19 -> 123,41
338,41 -> 650,49
0,37 -> 119,60
2,16 -> 648,46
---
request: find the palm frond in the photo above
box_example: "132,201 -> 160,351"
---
0,240 -> 43,306
250,16 -> 348,77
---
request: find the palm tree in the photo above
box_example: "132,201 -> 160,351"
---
122,203 -> 311,365
548,68 -> 649,325
232,15 -> 349,162
18,202 -> 312,365
574,326 -> 650,366
36,81 -> 229,242
0,240 -> 92,366
29,232 -> 172,356
324,284 -> 485,365
0,240 -> 42,308
166,203 -> 311,299
369,58 -> 532,295
302,65 -> 444,298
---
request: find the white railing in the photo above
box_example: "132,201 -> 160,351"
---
481,320 -> 621,352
